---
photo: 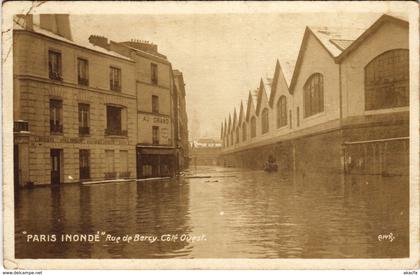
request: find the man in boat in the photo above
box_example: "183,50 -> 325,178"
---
264,155 -> 278,172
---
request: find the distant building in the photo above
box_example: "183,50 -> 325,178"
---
190,138 -> 222,166
13,14 -> 137,186
173,70 -> 190,170
189,109 -> 201,141
221,14 -> 409,176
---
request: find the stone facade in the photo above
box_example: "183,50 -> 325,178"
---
173,70 -> 190,170
89,37 -> 184,178
13,15 -> 189,185
13,17 -> 137,186
220,14 -> 409,176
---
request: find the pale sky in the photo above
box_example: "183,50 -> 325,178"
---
70,13 -> 382,140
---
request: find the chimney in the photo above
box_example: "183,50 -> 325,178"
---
89,35 -> 110,50
25,14 -> 33,30
39,14 -> 72,41
124,39 -> 158,54
15,14 -> 33,30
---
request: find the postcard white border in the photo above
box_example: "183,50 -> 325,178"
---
2,1 -> 419,270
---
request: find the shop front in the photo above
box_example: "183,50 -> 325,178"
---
136,146 -> 176,179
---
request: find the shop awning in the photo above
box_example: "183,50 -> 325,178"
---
137,145 -> 176,155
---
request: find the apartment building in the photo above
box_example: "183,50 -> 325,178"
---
13,14 -> 137,186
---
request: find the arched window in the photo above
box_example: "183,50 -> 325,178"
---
304,73 -> 324,117
277,96 -> 287,128
242,122 -> 247,141
365,49 -> 409,110
261,108 -> 269,134
250,117 -> 256,138
236,128 -> 240,143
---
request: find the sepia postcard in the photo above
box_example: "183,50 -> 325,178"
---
2,0 -> 419,270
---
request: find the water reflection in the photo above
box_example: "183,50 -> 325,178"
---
15,166 -> 408,258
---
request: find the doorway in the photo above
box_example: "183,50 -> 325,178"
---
50,149 -> 62,185
79,149 -> 90,180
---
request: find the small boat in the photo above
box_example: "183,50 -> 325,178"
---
264,155 -> 278,172
264,162 -> 278,172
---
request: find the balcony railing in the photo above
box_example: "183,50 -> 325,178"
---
104,172 -> 117,180
50,122 -> 63,133
119,171 -> 131,179
78,77 -> 89,86
105,128 -> 127,136
79,126 -> 90,136
49,71 -> 63,81
14,120 -> 29,132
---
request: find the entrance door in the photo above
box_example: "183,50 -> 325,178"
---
50,149 -> 62,185
79,149 -> 90,180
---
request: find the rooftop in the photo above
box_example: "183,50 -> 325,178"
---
308,26 -> 367,57
278,59 -> 296,87
14,21 -> 134,62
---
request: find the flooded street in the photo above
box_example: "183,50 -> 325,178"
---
15,166 -> 409,259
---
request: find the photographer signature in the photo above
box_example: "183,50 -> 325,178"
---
377,232 -> 395,242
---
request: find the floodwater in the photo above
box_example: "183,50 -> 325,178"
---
15,166 -> 409,258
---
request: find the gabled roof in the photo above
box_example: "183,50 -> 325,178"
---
238,101 -> 245,126
269,59 -> 294,107
14,24 -> 134,62
255,78 -> 270,116
245,91 -> 257,122
232,108 -> 238,129
309,26 -> 366,58
289,25 -> 365,92
220,122 -> 224,139
228,114 -> 232,134
289,13 -> 408,93
336,14 -> 408,62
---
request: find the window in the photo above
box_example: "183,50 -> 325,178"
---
365,49 -> 409,110
277,96 -> 287,128
105,105 -> 127,136
152,95 -> 159,113
78,103 -> 90,136
297,107 -> 300,127
50,99 -> 63,133
289,110 -> 292,129
105,150 -> 116,179
261,108 -> 269,134
152,126 -> 159,144
304,73 -> 324,117
119,150 -> 130,178
110,67 -> 121,92
242,122 -> 247,141
48,50 -> 62,80
79,150 -> 90,180
77,58 -> 89,86
236,128 -> 240,143
250,116 -> 256,138
151,63 -> 158,84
